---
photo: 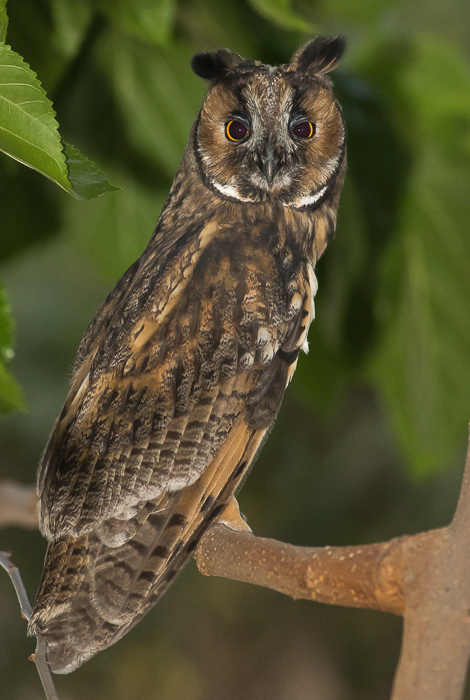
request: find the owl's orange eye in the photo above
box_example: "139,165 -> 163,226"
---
291,121 -> 315,139
226,120 -> 249,142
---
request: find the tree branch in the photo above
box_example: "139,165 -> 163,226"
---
390,428 -> 470,700
0,480 -> 38,528
196,525 -> 405,614
195,428 -> 470,700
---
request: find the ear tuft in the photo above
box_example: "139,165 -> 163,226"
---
291,36 -> 346,76
191,49 -> 245,81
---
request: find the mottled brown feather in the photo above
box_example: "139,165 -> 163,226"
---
28,37 -> 346,674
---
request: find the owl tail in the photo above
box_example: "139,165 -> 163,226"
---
28,419 -> 265,674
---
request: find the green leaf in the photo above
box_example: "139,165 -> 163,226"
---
0,43 -> 70,189
369,161 -> 470,475
98,34 -> 205,178
0,44 -> 118,199
314,0 -> 395,23
326,74 -> 411,366
0,280 -> 14,366
50,0 -> 93,58
0,281 -> 26,413
247,0 -> 313,32
63,143 -> 121,200
371,149 -> 470,474
363,37 -> 470,475
99,0 -> 175,45
0,0 -> 8,44
0,362 -> 26,413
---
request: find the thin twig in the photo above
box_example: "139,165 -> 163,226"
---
0,552 -> 60,700
33,637 -> 60,700
0,551 -> 32,620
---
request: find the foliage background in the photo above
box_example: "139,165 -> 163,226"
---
1,0 -> 470,697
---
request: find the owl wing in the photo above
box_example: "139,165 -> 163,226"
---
38,217 -> 314,540
31,217 -> 317,672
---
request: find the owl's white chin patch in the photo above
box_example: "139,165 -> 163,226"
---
288,185 -> 328,210
211,179 -> 257,203
211,177 -> 329,210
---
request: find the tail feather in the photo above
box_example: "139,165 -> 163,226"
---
28,419 -> 266,674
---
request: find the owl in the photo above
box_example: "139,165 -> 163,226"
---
28,36 -> 346,673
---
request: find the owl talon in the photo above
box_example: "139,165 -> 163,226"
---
217,497 -> 252,533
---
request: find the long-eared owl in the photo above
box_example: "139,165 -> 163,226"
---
28,36 -> 347,673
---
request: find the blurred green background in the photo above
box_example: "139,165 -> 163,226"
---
1,0 -> 470,697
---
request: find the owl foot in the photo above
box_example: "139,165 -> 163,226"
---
217,497 -> 252,532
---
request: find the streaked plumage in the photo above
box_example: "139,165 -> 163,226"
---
28,36 -> 347,673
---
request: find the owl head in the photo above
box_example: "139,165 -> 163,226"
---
191,36 -> 346,210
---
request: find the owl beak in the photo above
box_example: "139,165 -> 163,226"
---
260,149 -> 277,186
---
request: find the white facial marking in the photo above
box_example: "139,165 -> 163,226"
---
211,179 -> 254,202
288,185 -> 328,210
